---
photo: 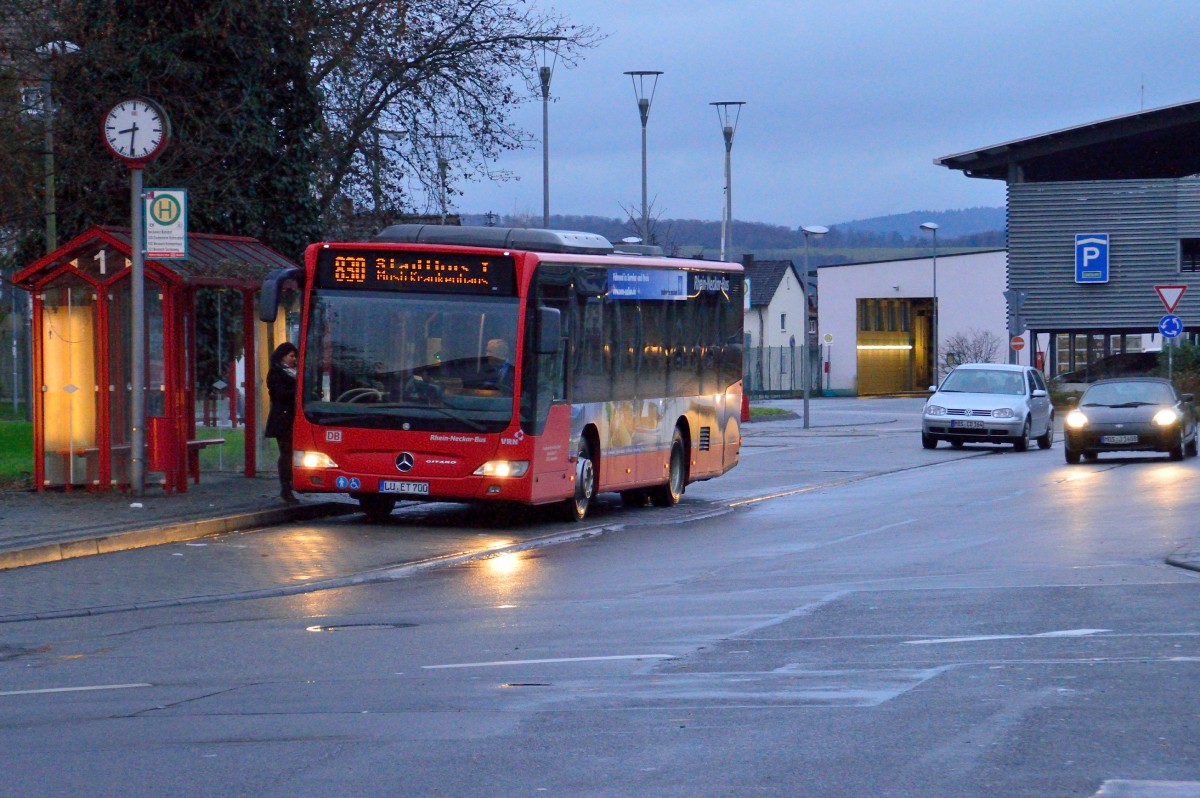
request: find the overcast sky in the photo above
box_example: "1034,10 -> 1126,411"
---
452,0 -> 1200,229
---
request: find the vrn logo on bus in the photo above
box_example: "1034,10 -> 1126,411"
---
1075,234 -> 1109,284
500,430 -> 526,446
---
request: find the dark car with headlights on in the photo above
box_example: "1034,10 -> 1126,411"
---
1063,377 -> 1198,463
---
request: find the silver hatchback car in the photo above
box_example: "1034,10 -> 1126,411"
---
922,363 -> 1054,451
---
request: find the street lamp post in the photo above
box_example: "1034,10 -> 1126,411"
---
19,40 -> 79,418
711,101 -> 745,262
431,133 -> 453,224
921,222 -> 940,385
35,40 -> 79,253
801,225 -> 828,429
532,37 -> 567,229
624,70 -> 662,243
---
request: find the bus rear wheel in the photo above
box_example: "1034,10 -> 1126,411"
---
650,429 -> 686,507
358,494 -> 396,522
562,438 -> 595,522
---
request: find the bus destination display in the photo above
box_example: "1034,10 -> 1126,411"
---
316,249 -> 515,295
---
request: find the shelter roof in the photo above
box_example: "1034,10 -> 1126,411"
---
13,225 -> 297,288
936,98 -> 1200,182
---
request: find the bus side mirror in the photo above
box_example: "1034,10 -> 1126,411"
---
259,267 -> 303,323
536,307 -> 561,355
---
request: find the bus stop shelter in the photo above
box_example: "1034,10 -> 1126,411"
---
13,225 -> 297,492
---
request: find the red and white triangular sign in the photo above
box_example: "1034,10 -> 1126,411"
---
1156,284 -> 1187,313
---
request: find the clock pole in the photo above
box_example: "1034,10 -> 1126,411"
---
102,97 -> 170,496
130,165 -> 146,495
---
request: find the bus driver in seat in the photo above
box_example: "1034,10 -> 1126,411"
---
481,337 -> 514,392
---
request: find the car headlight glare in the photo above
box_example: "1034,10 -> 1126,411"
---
473,460 -> 529,478
295,450 -> 339,469
993,408 -> 1015,419
926,404 -> 946,416
1065,410 -> 1088,429
1153,408 -> 1181,426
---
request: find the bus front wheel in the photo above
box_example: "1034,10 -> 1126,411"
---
650,429 -> 687,507
562,439 -> 595,522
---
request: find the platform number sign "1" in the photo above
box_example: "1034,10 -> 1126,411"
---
1075,234 -> 1109,284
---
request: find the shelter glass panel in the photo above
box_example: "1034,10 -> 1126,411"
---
40,277 -> 99,486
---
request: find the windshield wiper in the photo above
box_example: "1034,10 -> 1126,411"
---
1108,401 -> 1156,408
428,405 -> 487,431
312,404 -> 486,432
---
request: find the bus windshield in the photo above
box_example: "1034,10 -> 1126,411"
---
301,289 -> 519,433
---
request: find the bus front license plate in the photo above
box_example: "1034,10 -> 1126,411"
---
380,480 -> 429,495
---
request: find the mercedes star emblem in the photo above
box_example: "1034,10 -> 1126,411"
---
396,452 -> 415,473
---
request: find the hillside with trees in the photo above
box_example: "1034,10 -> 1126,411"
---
461,207 -> 1006,265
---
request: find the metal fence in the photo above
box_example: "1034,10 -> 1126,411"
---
743,345 -> 819,398
0,282 -> 32,420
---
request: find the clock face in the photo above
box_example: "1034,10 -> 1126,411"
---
102,98 -> 169,162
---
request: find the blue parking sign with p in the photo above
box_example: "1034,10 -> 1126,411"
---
1075,234 -> 1109,284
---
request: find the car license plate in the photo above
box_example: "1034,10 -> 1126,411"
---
380,480 -> 429,495
1100,434 -> 1138,444
950,420 -> 985,429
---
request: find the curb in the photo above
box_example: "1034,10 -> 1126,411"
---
0,501 -> 358,571
1166,549 -> 1200,573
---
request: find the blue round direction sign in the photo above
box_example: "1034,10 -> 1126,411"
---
1159,314 -> 1184,339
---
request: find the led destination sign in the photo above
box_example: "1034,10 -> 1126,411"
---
316,249 -> 515,295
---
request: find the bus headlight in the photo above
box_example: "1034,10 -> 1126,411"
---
295,451 -> 339,469
473,460 -> 529,478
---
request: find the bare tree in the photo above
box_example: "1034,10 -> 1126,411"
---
312,0 -> 603,228
618,197 -> 677,254
942,328 -> 1002,370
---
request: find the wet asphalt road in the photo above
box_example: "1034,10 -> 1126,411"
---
3,398 -> 1200,797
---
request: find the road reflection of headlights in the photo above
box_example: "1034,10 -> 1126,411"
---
484,551 -> 523,577
1066,410 -> 1088,429
1153,408 -> 1181,426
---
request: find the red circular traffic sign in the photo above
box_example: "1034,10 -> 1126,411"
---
1010,335 -> 1025,351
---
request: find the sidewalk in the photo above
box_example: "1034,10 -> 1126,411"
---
2,396 -> 1198,573
0,472 -> 358,570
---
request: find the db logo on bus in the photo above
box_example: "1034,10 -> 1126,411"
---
500,430 -> 525,446
325,430 -> 343,442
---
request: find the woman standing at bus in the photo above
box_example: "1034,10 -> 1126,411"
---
266,342 -> 299,504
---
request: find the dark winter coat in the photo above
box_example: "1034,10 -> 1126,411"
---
265,364 -> 296,440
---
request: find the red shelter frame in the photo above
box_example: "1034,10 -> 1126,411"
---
13,225 -> 298,492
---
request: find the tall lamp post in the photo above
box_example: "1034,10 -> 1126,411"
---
35,40 -> 79,253
920,221 -> 940,385
624,70 -> 662,243
711,101 -> 745,262
532,37 -> 567,228
431,133 -> 454,224
19,40 -> 79,418
801,225 -> 828,429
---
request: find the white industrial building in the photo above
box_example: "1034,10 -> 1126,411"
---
816,249 -> 1045,395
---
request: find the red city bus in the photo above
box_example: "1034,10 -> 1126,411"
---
260,225 -> 744,521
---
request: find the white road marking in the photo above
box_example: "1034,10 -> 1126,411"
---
905,628 -> 1111,645
0,683 -> 151,697
423,654 -> 675,670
